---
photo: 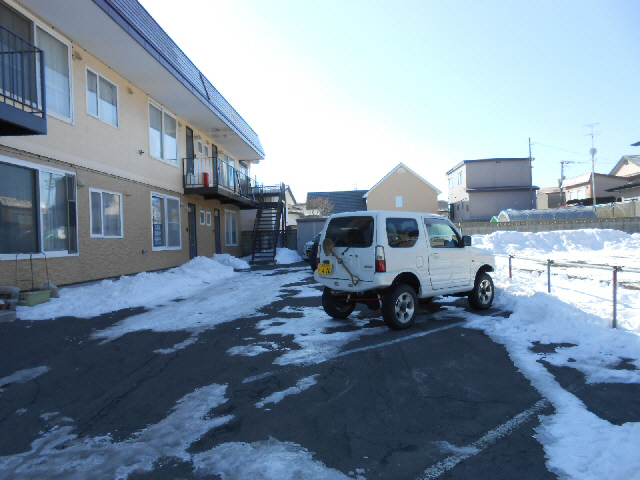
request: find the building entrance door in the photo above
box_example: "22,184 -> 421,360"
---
188,203 -> 197,259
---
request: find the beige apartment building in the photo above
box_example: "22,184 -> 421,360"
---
0,0 -> 278,287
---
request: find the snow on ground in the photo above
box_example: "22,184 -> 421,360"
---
7,233 -> 640,478
275,247 -> 303,264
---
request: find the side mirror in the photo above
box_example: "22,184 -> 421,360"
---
463,235 -> 472,246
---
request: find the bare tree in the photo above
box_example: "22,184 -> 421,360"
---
304,197 -> 335,217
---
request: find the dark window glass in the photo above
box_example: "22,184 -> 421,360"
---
0,162 -> 38,254
325,216 -> 374,248
386,218 -> 419,248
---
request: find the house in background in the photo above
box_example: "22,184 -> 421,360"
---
0,0 -> 280,287
605,155 -> 640,201
297,163 -> 440,255
561,173 -> 627,204
363,163 -> 440,213
446,158 -> 537,222
536,187 -> 564,209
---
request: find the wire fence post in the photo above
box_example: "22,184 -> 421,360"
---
508,255 -> 514,279
612,266 -> 621,329
547,259 -> 554,293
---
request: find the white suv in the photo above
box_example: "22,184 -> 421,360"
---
314,211 -> 496,330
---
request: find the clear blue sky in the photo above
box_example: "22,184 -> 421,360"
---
139,0 -> 640,202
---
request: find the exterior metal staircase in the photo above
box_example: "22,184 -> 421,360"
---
251,183 -> 286,261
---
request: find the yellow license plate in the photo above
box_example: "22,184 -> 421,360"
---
317,263 -> 333,275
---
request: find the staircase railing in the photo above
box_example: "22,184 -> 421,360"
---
251,183 -> 286,261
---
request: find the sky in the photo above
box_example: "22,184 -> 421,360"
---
5,229 -> 640,478
137,0 -> 640,202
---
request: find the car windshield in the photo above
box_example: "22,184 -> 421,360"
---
325,216 -> 374,248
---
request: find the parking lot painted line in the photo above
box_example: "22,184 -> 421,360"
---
417,398 -> 551,480
242,321 -> 465,384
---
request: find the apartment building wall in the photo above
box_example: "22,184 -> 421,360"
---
0,1 -> 247,286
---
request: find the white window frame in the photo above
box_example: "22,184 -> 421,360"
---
457,171 -> 463,185
86,67 -> 119,128
200,209 -> 205,225
150,192 -> 182,251
448,178 -> 453,189
89,188 -> 123,238
225,210 -> 238,246
7,1 -> 74,123
206,211 -> 212,226
395,196 -> 403,208
0,155 -> 78,260
148,100 -> 178,166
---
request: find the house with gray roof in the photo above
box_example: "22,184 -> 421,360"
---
0,0 -> 278,286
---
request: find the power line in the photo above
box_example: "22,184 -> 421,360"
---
531,141 -> 617,164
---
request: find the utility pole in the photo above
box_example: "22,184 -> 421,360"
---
584,123 -> 599,208
529,138 -> 534,208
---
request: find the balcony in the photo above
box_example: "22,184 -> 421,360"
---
0,26 -> 47,136
183,157 -> 263,209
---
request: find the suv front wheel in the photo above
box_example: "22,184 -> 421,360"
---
322,287 -> 356,319
468,272 -> 494,310
382,284 -> 418,330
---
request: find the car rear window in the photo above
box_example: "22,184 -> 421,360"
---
386,218 -> 419,248
325,216 -> 374,248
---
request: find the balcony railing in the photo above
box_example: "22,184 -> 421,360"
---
0,26 -> 46,135
183,156 -> 262,201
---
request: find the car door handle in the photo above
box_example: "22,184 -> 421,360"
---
432,253 -> 439,259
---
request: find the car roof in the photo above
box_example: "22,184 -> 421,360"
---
328,210 -> 446,220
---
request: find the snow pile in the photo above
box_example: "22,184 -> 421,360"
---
213,253 -> 250,270
275,248 -> 303,264
17,256 -> 240,320
473,229 -> 640,258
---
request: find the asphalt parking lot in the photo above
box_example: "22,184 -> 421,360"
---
0,264 -> 557,479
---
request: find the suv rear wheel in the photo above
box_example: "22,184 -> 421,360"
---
322,287 -> 356,319
382,284 -> 418,330
468,272 -> 494,310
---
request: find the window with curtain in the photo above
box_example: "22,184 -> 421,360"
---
87,69 -> 118,127
149,103 -> 177,165
225,210 -> 238,246
36,26 -> 71,120
151,193 -> 181,250
90,189 -> 122,237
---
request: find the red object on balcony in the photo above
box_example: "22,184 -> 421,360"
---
202,172 -> 209,187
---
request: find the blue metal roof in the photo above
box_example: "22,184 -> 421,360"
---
95,0 -> 264,158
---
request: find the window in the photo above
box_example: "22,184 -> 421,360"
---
90,189 -> 123,237
396,196 -> 403,208
204,145 -> 209,158
0,158 -> 77,257
36,26 -> 72,121
197,141 -> 203,155
448,178 -> 453,189
424,218 -> 461,248
149,103 -> 177,165
325,216 -> 374,248
457,171 -> 463,185
386,218 -> 419,248
151,193 -> 181,250
200,209 -> 205,225
206,211 -> 212,226
87,69 -> 118,127
225,210 -> 238,246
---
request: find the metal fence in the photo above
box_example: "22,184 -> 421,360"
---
499,254 -> 640,329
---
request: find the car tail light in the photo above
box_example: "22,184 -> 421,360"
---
375,245 -> 386,272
